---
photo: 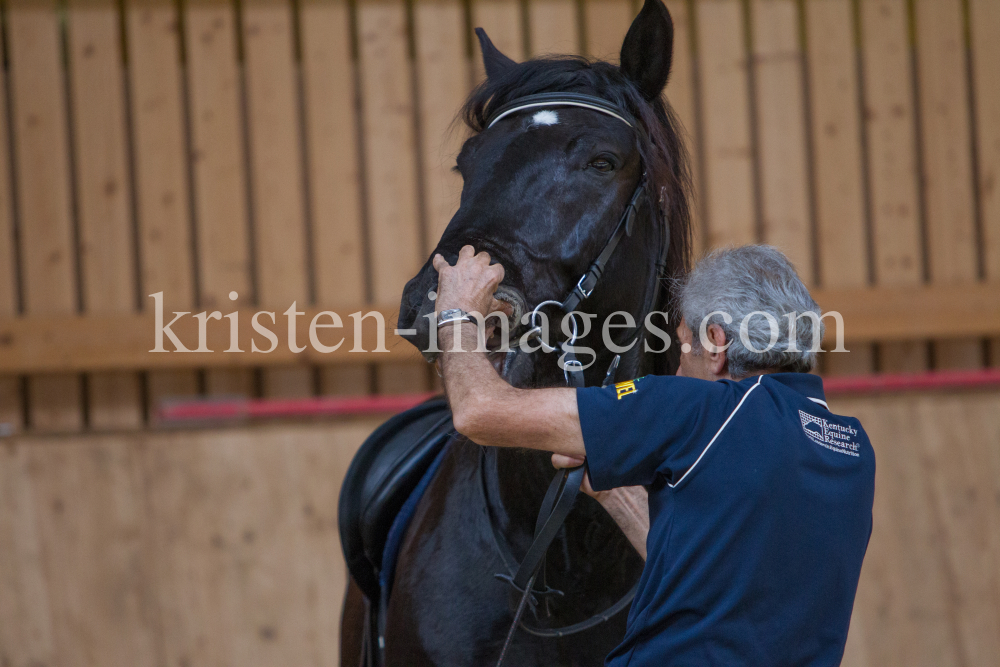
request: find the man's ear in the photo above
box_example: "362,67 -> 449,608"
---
706,323 -> 729,378
475,27 -> 517,80
619,0 -> 674,101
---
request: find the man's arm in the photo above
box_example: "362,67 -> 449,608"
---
596,486 -> 650,560
434,246 -> 647,556
433,250 -> 586,459
552,452 -> 650,560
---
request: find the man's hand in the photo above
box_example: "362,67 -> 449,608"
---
432,246 -> 507,316
551,453 -> 602,499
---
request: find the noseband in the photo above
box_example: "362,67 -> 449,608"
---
483,93 -> 668,666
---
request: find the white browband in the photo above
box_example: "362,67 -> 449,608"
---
486,100 -> 634,129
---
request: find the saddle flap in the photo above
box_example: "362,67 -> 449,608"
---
338,397 -> 453,600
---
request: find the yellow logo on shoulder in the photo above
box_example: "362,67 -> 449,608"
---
615,380 -> 637,400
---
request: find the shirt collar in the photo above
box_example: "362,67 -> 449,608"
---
751,373 -> 827,407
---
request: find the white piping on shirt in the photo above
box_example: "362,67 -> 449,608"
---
668,376 -> 764,489
807,397 -> 829,409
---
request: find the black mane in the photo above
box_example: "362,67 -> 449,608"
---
462,56 -> 694,296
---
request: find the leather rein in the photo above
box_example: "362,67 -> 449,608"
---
480,92 -> 669,666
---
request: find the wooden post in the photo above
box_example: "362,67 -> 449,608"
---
859,0 -> 926,372
414,0 -> 470,393
806,0 -> 873,376
913,0 -> 981,369
696,0 -> 757,248
970,0 -> 1000,367
8,0 -> 84,432
299,0 -> 372,396
0,20 -> 22,432
356,0 -> 427,394
663,0 -> 704,260
126,0 -> 200,411
750,0 -> 813,280
184,0 -> 254,396
843,396 -> 966,665
414,0 -> 471,253
912,394 -> 1000,663
67,0 -> 144,429
0,444 -> 56,663
241,0 -> 313,398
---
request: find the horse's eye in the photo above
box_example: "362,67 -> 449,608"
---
589,158 -> 614,173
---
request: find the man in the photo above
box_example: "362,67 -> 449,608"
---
431,244 -> 874,666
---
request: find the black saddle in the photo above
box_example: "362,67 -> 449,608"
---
338,396 -> 454,601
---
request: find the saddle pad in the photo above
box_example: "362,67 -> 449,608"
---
338,396 -> 454,600
379,436 -> 451,597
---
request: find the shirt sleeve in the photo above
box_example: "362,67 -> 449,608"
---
577,375 -> 738,491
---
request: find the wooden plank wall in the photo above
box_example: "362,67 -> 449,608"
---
0,418 -> 380,667
1,394 -> 999,665
1,0 -> 999,434
836,390 -> 1000,667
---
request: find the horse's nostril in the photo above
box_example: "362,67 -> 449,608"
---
494,285 -> 526,325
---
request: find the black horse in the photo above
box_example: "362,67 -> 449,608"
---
342,1 -> 692,664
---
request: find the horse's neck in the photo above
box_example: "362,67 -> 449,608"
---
488,446 -> 562,550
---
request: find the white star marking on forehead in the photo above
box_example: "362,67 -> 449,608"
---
530,110 -> 559,126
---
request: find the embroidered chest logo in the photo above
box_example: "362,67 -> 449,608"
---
615,380 -> 637,400
799,410 -> 860,457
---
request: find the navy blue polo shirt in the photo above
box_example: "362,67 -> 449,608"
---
577,373 -> 875,666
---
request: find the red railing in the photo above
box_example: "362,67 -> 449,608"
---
156,368 -> 1000,425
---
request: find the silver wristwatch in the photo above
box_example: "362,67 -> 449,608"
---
436,308 -> 473,328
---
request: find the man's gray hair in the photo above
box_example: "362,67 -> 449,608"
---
679,245 -> 824,378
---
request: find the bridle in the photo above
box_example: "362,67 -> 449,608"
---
481,92 -> 670,666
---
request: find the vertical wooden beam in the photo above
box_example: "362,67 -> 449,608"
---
184,0 -> 254,396
241,0 -> 312,397
583,0 -> 631,60
67,0 -> 143,429
844,397 -> 965,666
0,443 -> 56,664
27,438 -> 160,666
8,0 -> 84,432
806,0 -> 873,376
527,0 -> 579,56
696,0 -> 756,248
914,394 -> 1000,664
969,0 -> 1000,367
357,0 -> 427,393
471,0 -> 526,83
126,0 -> 199,410
299,0 -> 371,395
859,0 -> 925,372
751,0 -> 812,279
0,21 -> 22,432
414,0 -> 468,392
664,0 -> 703,259
913,0 -> 981,369
414,0 -> 470,251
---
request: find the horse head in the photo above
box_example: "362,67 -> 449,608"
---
398,0 -> 691,388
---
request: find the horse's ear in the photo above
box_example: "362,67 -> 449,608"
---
619,0 -> 674,101
476,27 -> 517,80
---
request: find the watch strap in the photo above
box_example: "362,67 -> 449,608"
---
436,308 -> 473,328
